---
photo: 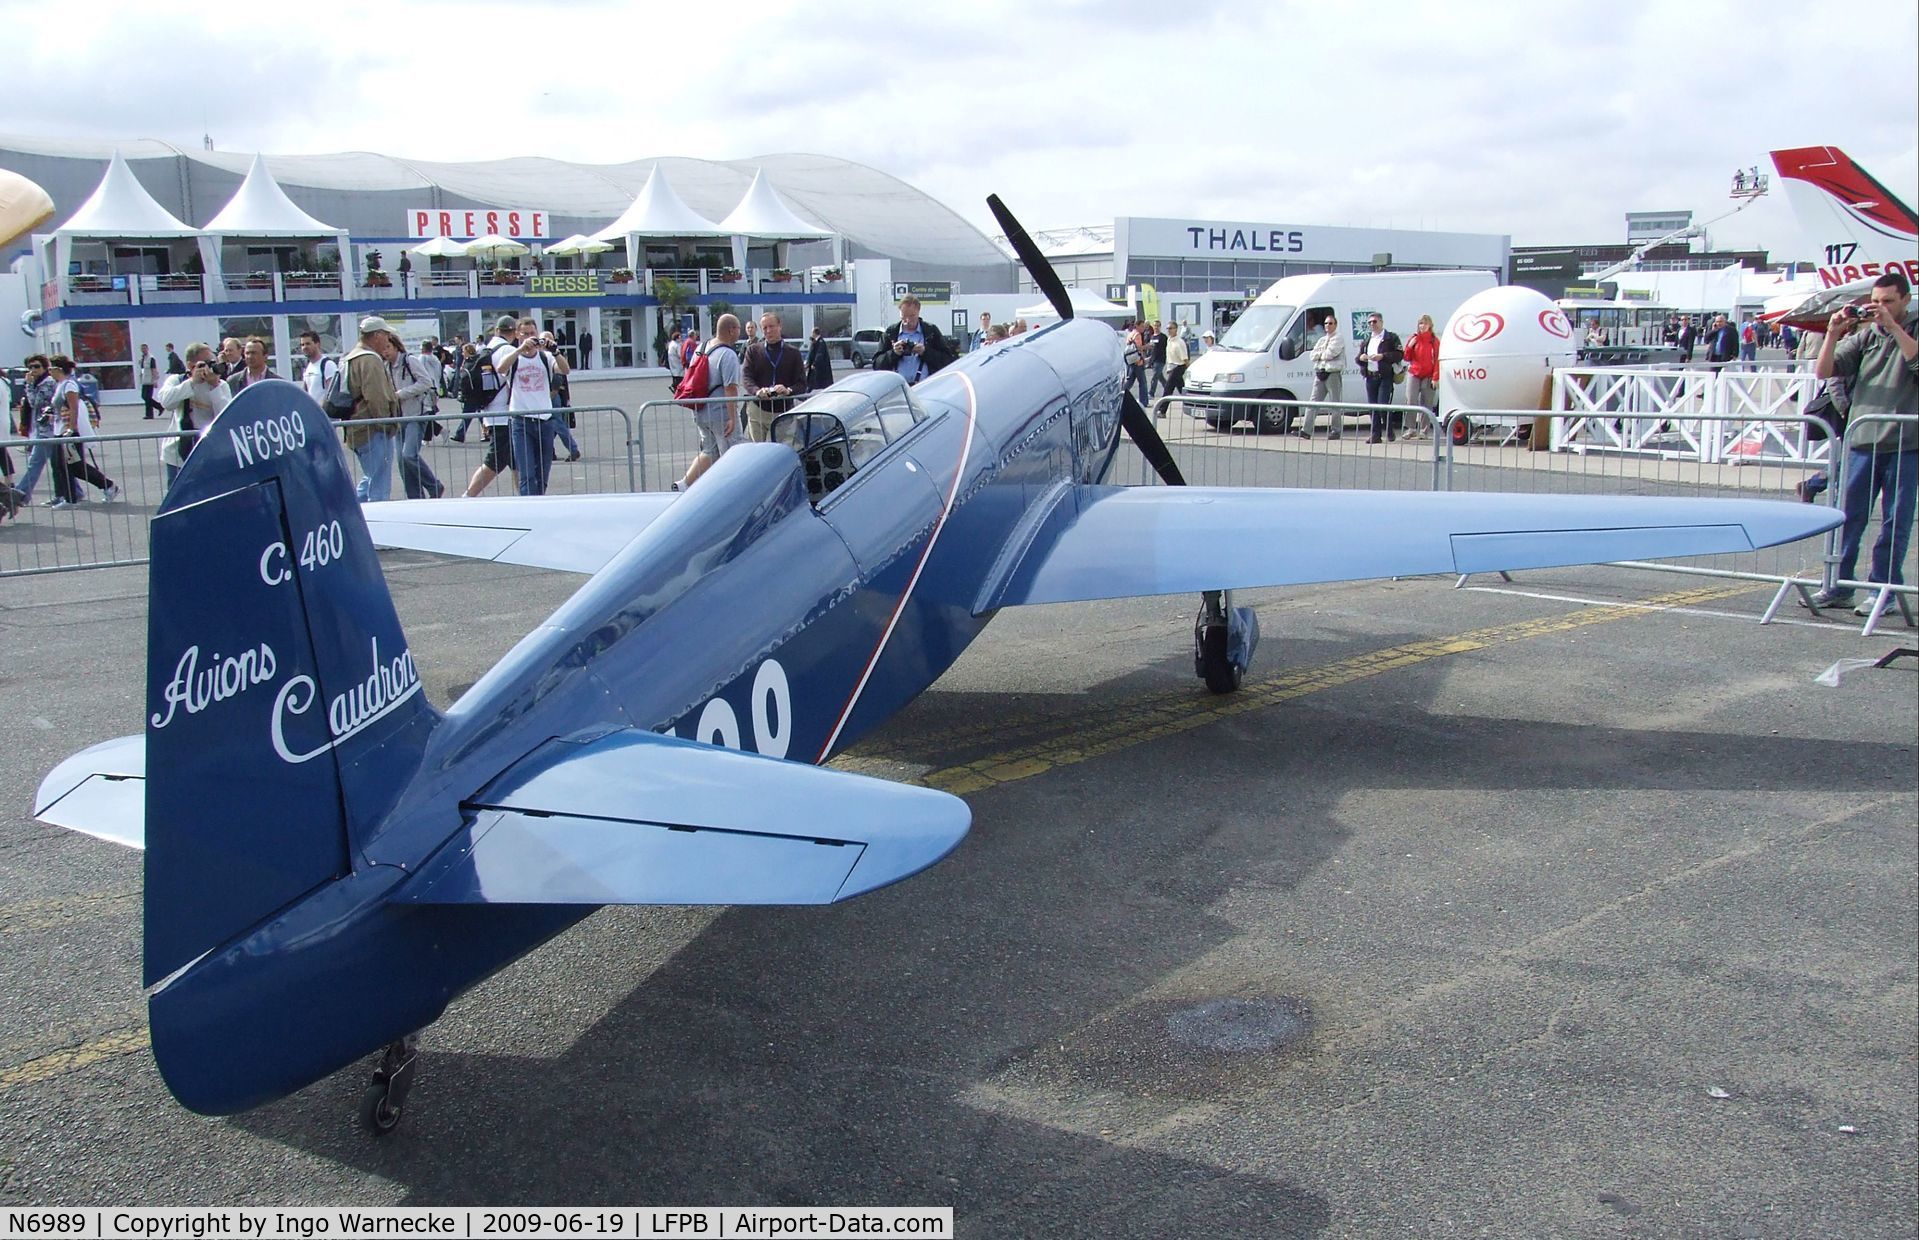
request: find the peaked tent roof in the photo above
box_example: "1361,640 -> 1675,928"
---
56,150 -> 198,236
717,167 -> 832,240
203,154 -> 338,235
592,165 -> 730,240
1016,287 -> 1135,321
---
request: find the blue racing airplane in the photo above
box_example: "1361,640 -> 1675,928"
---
34,199 -> 1840,1131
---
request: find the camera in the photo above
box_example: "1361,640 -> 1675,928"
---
1845,304 -> 1873,320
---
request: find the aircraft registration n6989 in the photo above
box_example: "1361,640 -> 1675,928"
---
33,198 -> 1840,1132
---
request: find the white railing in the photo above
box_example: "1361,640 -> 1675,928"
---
1553,365 -> 1825,465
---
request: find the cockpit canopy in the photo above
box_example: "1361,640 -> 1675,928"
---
772,370 -> 927,502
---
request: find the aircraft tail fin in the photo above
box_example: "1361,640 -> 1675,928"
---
1770,146 -> 1919,288
140,380 -> 438,987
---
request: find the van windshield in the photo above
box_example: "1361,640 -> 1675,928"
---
1217,304 -> 1296,353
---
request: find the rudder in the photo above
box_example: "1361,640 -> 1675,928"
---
144,380 -> 437,986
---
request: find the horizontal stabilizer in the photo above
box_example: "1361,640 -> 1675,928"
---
396,729 -> 970,906
990,487 -> 1843,608
33,735 -> 146,848
363,494 -> 676,575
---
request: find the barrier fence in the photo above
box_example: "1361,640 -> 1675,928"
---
9,393 -> 1914,638
1,405 -> 637,577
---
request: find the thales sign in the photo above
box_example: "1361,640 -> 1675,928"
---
1117,217 -> 1507,270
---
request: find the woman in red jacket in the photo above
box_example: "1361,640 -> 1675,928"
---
1403,314 -> 1441,438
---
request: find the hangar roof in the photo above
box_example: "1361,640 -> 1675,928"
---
0,135 -> 1010,272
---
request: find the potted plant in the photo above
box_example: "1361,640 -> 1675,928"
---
244,270 -> 272,289
610,268 -> 636,285
770,268 -> 794,283
489,267 -> 518,285
364,270 -> 392,288
818,267 -> 844,283
718,267 -> 744,282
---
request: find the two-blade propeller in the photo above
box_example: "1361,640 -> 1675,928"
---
987,194 -> 1188,488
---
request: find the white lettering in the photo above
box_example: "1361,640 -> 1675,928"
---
227,414 -> 307,469
271,637 -> 421,764
260,542 -> 289,586
150,643 -> 280,729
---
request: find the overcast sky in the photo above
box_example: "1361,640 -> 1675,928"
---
5,0 -> 1915,260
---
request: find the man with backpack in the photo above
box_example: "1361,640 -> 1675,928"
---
674,313 -> 744,492
340,316 -> 400,502
463,316 -> 520,496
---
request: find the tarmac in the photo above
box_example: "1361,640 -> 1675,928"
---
1,385 -> 1915,1236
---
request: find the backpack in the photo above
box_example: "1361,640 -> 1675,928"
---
320,357 -> 356,419
459,353 -> 498,410
673,345 -> 716,409
74,372 -> 102,428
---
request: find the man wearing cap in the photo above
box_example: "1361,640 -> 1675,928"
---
344,315 -> 400,502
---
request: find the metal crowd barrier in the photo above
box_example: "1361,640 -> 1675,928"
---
1773,412 -> 1919,636
350,406 -> 638,499
2,426 -> 177,576
633,396 -> 774,493
1,406 -> 638,578
1135,394 -> 1441,490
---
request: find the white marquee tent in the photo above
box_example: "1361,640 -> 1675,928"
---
592,165 -> 730,274
40,150 -> 214,293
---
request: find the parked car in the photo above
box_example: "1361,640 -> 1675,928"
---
849,328 -> 886,368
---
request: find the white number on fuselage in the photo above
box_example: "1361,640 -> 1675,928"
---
681,658 -> 791,759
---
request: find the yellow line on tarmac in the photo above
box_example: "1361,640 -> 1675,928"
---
0,1027 -> 149,1093
912,583 -> 1754,797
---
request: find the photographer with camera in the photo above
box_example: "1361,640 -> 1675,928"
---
156,342 -> 231,494
875,295 -> 953,386
494,317 -> 568,496
1802,272 -> 1919,613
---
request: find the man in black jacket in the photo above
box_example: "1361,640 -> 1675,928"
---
875,295 -> 953,385
1705,313 -> 1739,367
742,312 -> 809,441
1356,312 -> 1405,442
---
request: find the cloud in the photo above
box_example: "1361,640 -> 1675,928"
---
5,0 -> 1912,265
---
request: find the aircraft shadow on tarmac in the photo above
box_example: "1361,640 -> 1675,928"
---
222,643 -> 1905,1228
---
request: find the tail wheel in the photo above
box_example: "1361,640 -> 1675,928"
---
1450,417 -> 1471,446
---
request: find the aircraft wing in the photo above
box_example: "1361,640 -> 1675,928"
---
985,486 -> 1842,609
362,494 -> 676,575
394,729 -> 970,906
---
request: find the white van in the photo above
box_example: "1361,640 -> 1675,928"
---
1182,270 -> 1497,432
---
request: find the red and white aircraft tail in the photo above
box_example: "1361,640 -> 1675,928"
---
1770,146 -> 1919,289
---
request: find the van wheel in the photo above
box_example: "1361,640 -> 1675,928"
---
1450,417 -> 1471,445
1257,391 -> 1296,435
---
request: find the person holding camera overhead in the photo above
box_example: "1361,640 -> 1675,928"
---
494,317 -> 569,496
156,342 -> 231,494
875,295 -> 953,386
1802,271 -> 1919,614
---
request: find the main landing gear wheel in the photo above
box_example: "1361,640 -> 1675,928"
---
360,1034 -> 421,1135
1196,621 -> 1242,694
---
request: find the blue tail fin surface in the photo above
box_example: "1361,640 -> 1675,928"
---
144,380 -> 437,985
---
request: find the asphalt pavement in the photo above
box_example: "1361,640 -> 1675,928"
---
1,498 -> 1914,1236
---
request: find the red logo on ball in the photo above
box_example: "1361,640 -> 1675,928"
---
1452,312 -> 1505,343
1537,310 -> 1572,339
